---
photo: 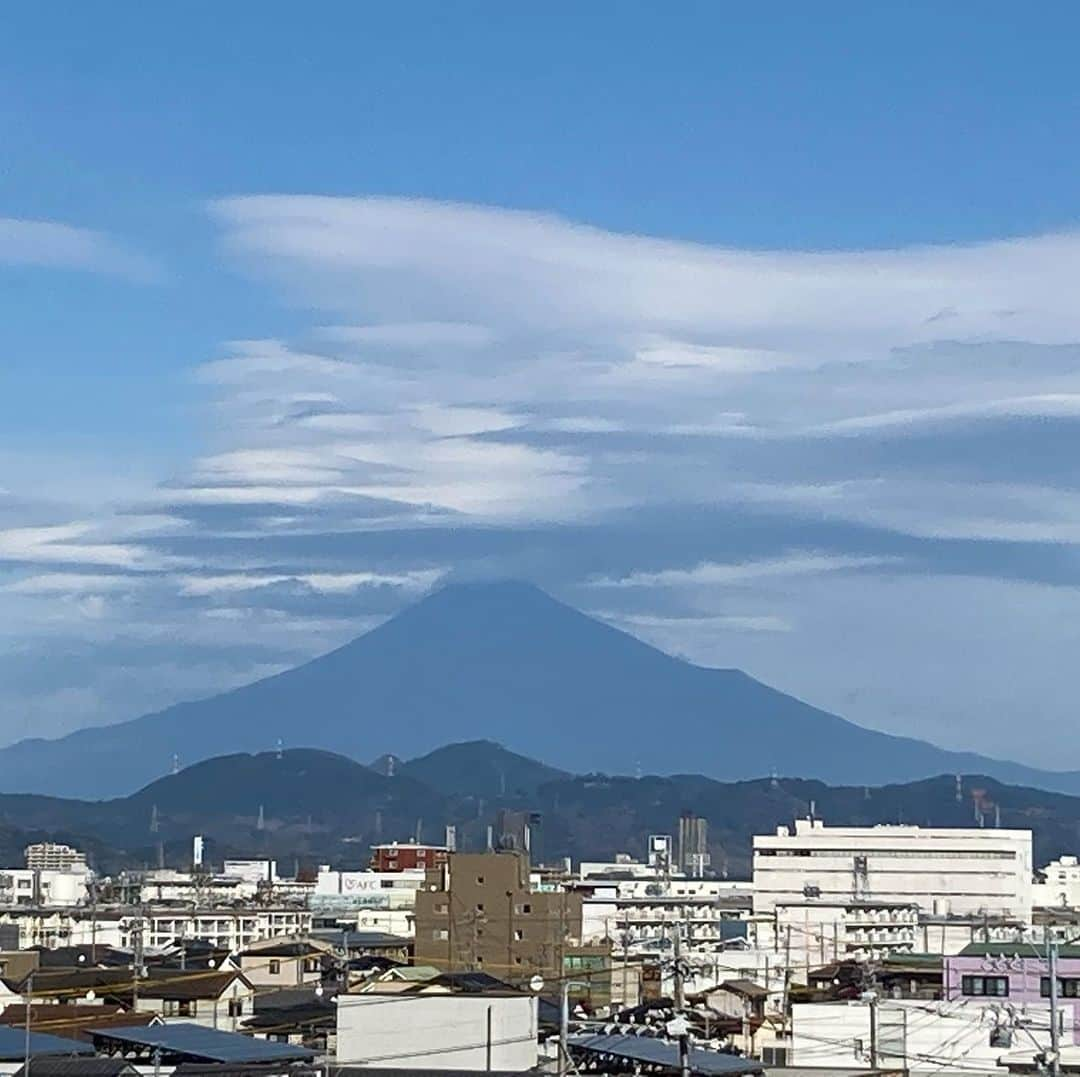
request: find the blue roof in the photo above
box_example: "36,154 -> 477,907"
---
87,1023 -> 314,1064
0,1026 -> 95,1061
568,1034 -> 762,1076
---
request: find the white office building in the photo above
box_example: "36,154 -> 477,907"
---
1034,855 -> 1080,908
753,818 -> 1033,920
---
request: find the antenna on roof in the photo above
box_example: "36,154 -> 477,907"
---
386,756 -> 395,778
956,775 -> 963,803
171,753 -> 180,776
257,804 -> 265,831
149,805 -> 159,834
275,738 -> 283,760
770,767 -> 779,789
634,761 -> 642,780
995,803 -> 1001,828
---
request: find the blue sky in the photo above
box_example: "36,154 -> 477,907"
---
4,3 -> 1080,767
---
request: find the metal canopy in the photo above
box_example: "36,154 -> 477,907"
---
567,1034 -> 763,1076
87,1023 -> 315,1064
0,1026 -> 95,1061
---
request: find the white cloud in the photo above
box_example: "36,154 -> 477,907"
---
0,218 -> 160,280
212,196 -> 1080,350
11,196 -> 1080,758
2,573 -> 137,595
177,568 -> 444,597
592,554 -> 894,589
0,523 -> 159,568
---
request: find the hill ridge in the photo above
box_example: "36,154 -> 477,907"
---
0,580 -> 1077,797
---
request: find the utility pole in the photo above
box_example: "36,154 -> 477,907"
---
1049,937 -> 1061,1077
672,914 -> 690,1077
868,993 -> 879,1069
23,970 -> 32,1077
131,910 -> 146,1010
559,980 -> 587,1077
674,916 -> 685,1011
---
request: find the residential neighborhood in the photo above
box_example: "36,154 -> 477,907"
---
0,812 -> 1074,1076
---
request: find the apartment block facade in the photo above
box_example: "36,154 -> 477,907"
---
414,851 -> 583,981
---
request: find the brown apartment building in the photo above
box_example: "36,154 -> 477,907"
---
414,851 -> 583,983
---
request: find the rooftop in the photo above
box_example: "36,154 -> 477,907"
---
0,1026 -> 95,1062
958,942 -> 1080,959
568,1033 -> 763,1076
87,1023 -> 315,1064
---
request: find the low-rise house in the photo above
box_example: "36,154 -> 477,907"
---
803,953 -> 943,1002
0,1004 -> 156,1042
237,938 -> 330,988
353,965 -> 442,994
132,968 -> 254,1031
0,968 -> 136,1007
245,987 -> 336,1050
310,929 -> 412,964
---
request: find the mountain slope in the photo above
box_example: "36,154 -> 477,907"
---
400,740 -> 568,798
2,748 -> 1080,878
0,580 -> 1077,797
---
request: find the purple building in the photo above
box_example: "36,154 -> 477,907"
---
945,942 -> 1080,1043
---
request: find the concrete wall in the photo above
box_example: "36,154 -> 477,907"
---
336,993 -> 538,1070
792,998 -> 1057,1072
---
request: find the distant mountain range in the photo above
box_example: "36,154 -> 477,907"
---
1,580 -> 1078,798
0,742 -> 1079,876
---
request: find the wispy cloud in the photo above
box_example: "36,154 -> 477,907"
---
591,554 -> 895,589
0,218 -> 161,281
9,196 -> 1080,758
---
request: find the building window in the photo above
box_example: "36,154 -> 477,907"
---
515,903 -> 532,915
227,999 -> 244,1018
476,903 -> 484,913
961,975 -> 1008,997
434,903 -> 448,914
434,929 -> 449,941
990,1028 -> 1013,1048
477,876 -> 485,885
269,959 -> 281,975
514,930 -> 524,941
1041,978 -> 1080,998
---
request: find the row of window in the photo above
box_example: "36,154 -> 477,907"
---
162,999 -> 245,1017
432,901 -> 533,915
960,975 -> 1080,998
961,975 -> 1009,997
757,849 -> 1017,859
432,928 -> 526,941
